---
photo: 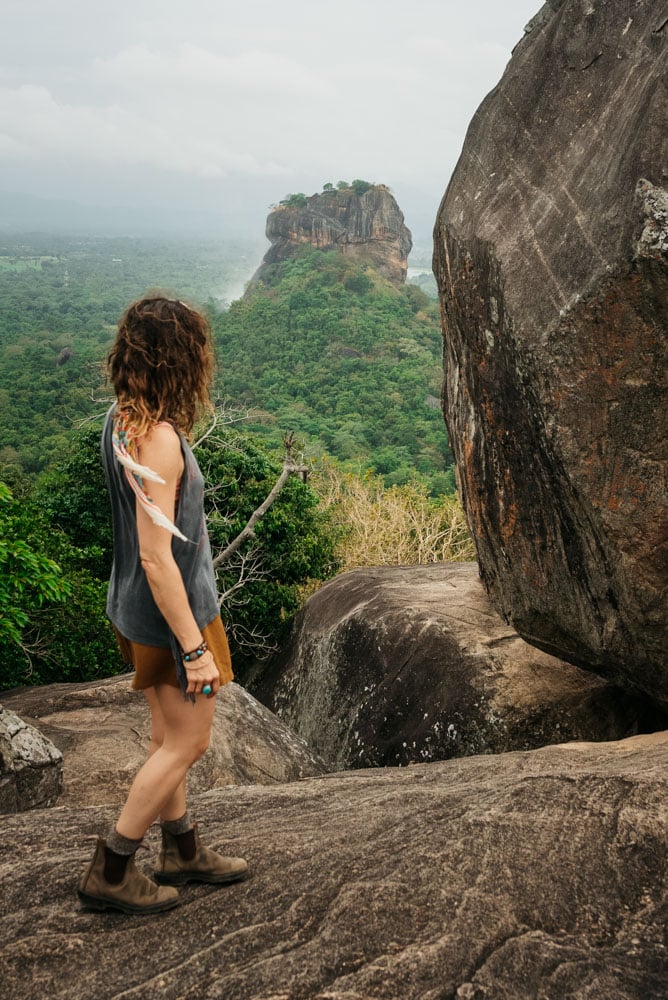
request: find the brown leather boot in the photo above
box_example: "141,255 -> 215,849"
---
153,823 -> 248,886
78,838 -> 180,914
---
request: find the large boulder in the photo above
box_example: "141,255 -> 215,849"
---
253,563 -> 651,770
433,0 -> 667,702
1,733 -> 667,999
0,677 -> 326,806
0,704 -> 62,813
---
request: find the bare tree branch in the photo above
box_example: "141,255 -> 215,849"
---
192,407 -> 219,449
74,410 -> 109,429
212,432 -> 308,570
200,425 -> 312,660
223,619 -> 279,660
193,401 -> 252,449
216,544 -> 268,604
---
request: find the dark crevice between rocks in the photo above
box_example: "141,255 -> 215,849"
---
635,700 -> 668,735
580,51 -> 604,70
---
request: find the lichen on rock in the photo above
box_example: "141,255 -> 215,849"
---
0,704 -> 62,813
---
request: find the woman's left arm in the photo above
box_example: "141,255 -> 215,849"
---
134,424 -> 219,696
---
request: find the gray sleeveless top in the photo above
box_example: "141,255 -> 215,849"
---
101,405 -> 219,688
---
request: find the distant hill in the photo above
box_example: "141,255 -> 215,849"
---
212,248 -> 454,494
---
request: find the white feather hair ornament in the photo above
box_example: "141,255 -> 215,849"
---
112,415 -> 190,543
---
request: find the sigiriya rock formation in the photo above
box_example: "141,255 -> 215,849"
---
253,184 -> 412,285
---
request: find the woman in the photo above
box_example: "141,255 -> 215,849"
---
78,296 -> 247,914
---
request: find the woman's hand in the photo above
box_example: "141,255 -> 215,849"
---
184,649 -> 220,698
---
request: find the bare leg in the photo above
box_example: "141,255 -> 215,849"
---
143,687 -> 188,822
144,686 -> 165,760
115,684 -> 216,840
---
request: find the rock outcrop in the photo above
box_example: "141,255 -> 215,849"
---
252,563 -> 650,770
2,734 -> 667,999
254,185 -> 412,284
0,677 -> 326,807
433,0 -> 667,703
0,705 -> 62,813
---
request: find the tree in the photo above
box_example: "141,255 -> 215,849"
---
36,426 -> 113,578
196,426 -> 338,673
344,272 -> 372,295
0,476 -> 121,691
336,180 -> 350,190
0,482 -> 70,649
322,182 -> 335,192
279,193 -> 308,208
351,179 -> 373,195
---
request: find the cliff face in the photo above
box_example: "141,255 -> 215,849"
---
433,0 -> 667,703
255,185 -> 412,284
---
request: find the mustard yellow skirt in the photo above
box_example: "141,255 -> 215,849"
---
114,616 -> 234,691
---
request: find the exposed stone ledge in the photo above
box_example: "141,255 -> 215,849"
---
1,734 -> 667,998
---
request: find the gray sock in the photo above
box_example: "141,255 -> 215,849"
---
106,827 -> 144,855
161,811 -> 193,836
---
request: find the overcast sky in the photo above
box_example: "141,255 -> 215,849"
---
1,0 -> 541,244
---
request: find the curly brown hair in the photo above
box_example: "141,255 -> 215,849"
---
107,296 -> 214,439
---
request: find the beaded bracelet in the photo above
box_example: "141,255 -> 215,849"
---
182,640 -> 208,663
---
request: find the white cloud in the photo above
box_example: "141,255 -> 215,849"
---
0,83 -> 289,177
0,0 -> 542,232
0,132 -> 29,156
94,44 -> 335,99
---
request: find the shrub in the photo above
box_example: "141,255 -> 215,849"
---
279,193 -> 308,208
0,478 -> 121,690
312,462 -> 474,570
0,482 -> 70,649
351,179 -> 373,195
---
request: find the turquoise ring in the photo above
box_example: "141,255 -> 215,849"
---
202,684 -> 212,695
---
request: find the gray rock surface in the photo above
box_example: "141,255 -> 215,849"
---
254,184 -> 412,284
253,563 -> 647,770
0,677 -> 326,807
433,0 -> 668,701
0,704 -> 62,813
1,733 -> 667,999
